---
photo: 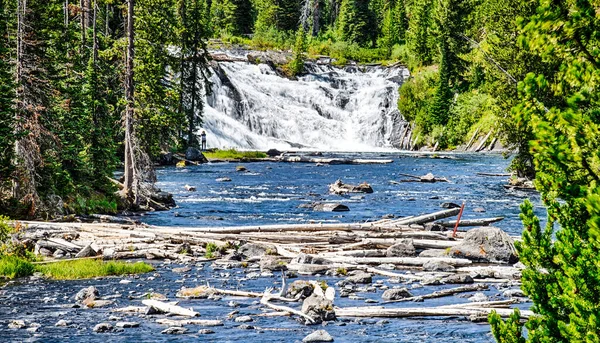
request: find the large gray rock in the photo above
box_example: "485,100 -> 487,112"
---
238,242 -> 276,259
75,286 -> 99,303
185,147 -> 208,163
161,327 -> 188,334
303,329 -> 334,342
386,239 -> 416,257
442,274 -> 474,284
286,280 -> 315,299
291,253 -> 331,265
339,272 -> 372,286
422,260 -> 455,272
93,323 -> 113,333
382,288 -> 413,301
259,256 -> 288,271
449,227 -> 517,263
312,203 -> 349,212
302,293 -> 336,324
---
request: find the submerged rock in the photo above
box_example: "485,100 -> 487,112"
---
382,288 -> 413,301
312,203 -> 349,212
302,293 -> 336,324
161,327 -> 188,334
239,242 -> 276,258
303,329 -> 334,342
8,320 -> 26,329
75,286 -> 99,303
198,329 -> 215,334
234,316 -> 253,323
216,177 -> 232,182
449,227 -> 518,263
469,292 -> 489,302
266,149 -> 282,157
116,322 -> 139,328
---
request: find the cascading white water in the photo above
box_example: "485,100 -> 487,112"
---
202,57 -> 411,151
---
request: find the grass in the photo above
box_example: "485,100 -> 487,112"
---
34,259 -> 154,280
203,149 -> 267,160
0,256 -> 35,279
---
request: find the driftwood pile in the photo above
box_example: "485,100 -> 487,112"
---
11,209 -> 529,329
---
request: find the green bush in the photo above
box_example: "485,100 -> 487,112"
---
0,255 -> 34,279
445,91 -> 499,147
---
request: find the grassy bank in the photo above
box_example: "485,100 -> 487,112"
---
0,256 -> 154,280
204,149 -> 267,160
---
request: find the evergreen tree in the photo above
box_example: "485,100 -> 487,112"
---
254,0 -> 301,33
407,0 -> 433,65
0,0 -> 16,191
337,0 -> 375,46
211,0 -> 253,34
490,1 -> 600,341
288,25 -> 307,76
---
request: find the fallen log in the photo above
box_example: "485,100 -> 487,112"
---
476,172 -> 512,177
383,284 -> 488,303
324,256 -> 472,267
335,306 -> 533,319
436,217 -> 504,227
391,209 -> 461,226
142,299 -> 199,317
260,294 -> 315,324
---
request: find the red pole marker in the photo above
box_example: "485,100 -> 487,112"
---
452,202 -> 466,238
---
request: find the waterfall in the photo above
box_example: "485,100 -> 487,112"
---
202,55 -> 411,151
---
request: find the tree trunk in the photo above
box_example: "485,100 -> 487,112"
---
123,0 -> 136,205
79,0 -> 86,50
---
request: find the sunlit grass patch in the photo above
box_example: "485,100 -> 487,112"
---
203,149 -> 267,160
0,255 -> 35,279
35,259 -> 154,280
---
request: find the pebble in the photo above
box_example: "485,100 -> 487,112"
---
8,320 -> 26,329
198,329 -> 215,334
119,279 -> 132,284
303,329 -> 334,342
238,324 -> 255,330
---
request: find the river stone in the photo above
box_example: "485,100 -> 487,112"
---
8,320 -> 26,329
236,166 -> 247,172
448,227 -> 518,263
93,323 -> 113,333
161,327 -> 188,334
185,147 -> 207,163
312,203 -> 349,212
442,274 -> 474,284
116,322 -> 139,328
239,242 -> 276,258
503,289 -> 525,298
303,329 -> 334,342
291,253 -> 332,265
38,246 -> 53,257
266,149 -> 282,157
55,320 -> 70,327
386,239 -> 416,257
339,272 -> 372,286
422,260 -> 455,272
234,316 -> 253,323
198,329 -> 215,334
302,293 -> 336,324
83,299 -> 114,308
420,276 -> 442,286
216,177 -> 232,182
286,280 -> 315,299
173,266 -> 192,273
238,324 -> 255,330
259,255 -> 288,271
53,249 -> 65,258
469,292 -> 489,302
441,202 -> 461,209
382,288 -> 413,300
75,286 -> 99,302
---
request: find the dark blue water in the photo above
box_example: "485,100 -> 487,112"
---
144,152 -> 542,236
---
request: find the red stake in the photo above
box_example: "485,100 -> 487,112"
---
452,202 -> 466,238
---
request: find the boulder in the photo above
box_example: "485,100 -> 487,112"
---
8,320 -> 26,329
286,280 -> 315,299
75,286 -> 99,303
382,288 -> 413,301
266,149 -> 282,157
185,147 -> 208,163
502,289 -> 525,298
75,243 -> 99,258
161,327 -> 188,334
236,166 -> 247,172
329,180 -> 373,194
116,322 -> 139,328
93,323 -> 113,333
198,329 -> 215,334
259,256 -> 288,271
422,260 -> 455,272
442,274 -> 474,284
151,191 -> 176,208
440,202 -> 461,209
469,292 -> 489,302
158,152 -> 174,166
385,239 -> 416,257
312,203 -> 349,212
339,272 -> 372,286
448,227 -> 518,263
291,254 -> 331,266
238,242 -> 276,259
303,330 -> 334,342
234,316 -> 253,323
301,293 -> 336,324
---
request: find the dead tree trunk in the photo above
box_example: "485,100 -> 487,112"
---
123,0 -> 137,205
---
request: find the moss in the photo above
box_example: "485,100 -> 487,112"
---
336,267 -> 348,276
0,256 -> 35,279
203,149 -> 267,160
35,260 -> 154,280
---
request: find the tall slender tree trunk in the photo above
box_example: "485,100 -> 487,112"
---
79,0 -> 86,50
13,0 -> 24,198
312,0 -> 320,36
123,0 -> 136,204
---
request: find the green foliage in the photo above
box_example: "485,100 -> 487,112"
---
35,260 -> 154,280
288,26 -> 307,76
337,0 -> 375,46
407,0 -> 434,65
205,242 -> 219,258
203,149 -> 267,159
491,1 -> 600,341
0,215 -> 13,243
0,2 -> 16,192
253,0 -> 300,33
489,308 -> 526,343
211,0 -> 254,35
0,256 -> 35,280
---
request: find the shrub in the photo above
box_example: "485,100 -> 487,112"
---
0,255 -> 34,279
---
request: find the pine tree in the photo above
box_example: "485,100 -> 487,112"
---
407,0 -> 433,65
288,25 -> 307,76
490,1 -> 600,341
0,0 -> 16,192
337,0 -> 374,46
211,0 -> 253,35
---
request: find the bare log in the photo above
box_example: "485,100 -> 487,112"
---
324,256 -> 472,267
384,284 -> 488,303
155,318 -> 223,327
335,306 -> 533,319
391,209 -> 461,226
142,300 -> 199,317
436,217 -> 504,227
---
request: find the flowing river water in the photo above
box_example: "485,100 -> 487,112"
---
1,153 -> 542,342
